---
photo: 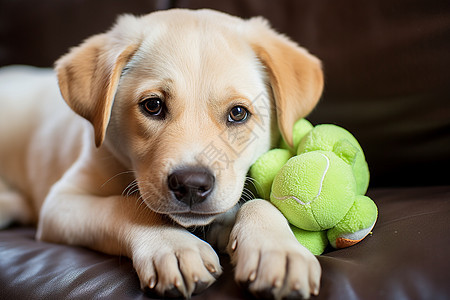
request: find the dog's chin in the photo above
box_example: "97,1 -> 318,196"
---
169,212 -> 221,227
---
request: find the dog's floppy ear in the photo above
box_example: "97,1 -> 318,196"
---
247,17 -> 324,147
55,34 -> 139,147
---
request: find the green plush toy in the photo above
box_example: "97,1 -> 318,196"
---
250,119 -> 378,255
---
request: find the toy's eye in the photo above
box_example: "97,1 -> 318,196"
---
228,106 -> 249,123
140,97 -> 164,117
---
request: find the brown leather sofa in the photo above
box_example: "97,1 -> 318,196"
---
1,1 -> 449,299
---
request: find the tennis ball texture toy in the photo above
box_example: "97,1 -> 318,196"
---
250,119 -> 378,255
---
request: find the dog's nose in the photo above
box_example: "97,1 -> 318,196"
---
168,168 -> 215,206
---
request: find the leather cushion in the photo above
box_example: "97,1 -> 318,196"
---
1,186 -> 449,299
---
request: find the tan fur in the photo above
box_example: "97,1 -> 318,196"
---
56,35 -> 141,146
247,17 -> 324,147
0,9 -> 323,299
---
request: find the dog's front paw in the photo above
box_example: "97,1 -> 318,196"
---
228,200 -> 321,299
131,228 -> 222,298
229,229 -> 321,299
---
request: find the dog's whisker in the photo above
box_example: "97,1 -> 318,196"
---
102,170 -> 136,189
128,188 -> 140,198
245,176 -> 263,197
123,179 -> 140,197
122,181 -> 134,196
244,176 -> 259,188
138,198 -> 148,211
245,176 -> 256,182
242,189 -> 254,198
240,190 -> 255,202
135,192 -> 148,207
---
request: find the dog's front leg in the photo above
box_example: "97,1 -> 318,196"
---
228,199 -> 321,299
37,188 -> 222,298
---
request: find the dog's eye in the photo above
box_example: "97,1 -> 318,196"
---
140,98 -> 164,116
228,106 -> 249,123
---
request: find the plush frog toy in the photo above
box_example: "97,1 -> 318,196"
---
250,119 -> 378,255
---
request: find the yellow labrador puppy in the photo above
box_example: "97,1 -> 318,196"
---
0,9 -> 323,299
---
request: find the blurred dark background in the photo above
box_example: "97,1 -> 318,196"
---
1,0 -> 449,187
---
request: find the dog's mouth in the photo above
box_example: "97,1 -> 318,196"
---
137,169 -> 243,227
169,211 -> 223,227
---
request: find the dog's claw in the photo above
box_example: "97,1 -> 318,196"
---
313,284 -> 320,296
230,239 -> 237,251
206,263 -> 221,277
149,276 -> 157,289
174,278 -> 182,288
248,270 -> 257,282
273,278 -> 282,288
206,264 -> 215,274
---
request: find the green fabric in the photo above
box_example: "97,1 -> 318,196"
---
249,148 -> 292,199
297,124 -> 370,195
327,195 -> 378,245
290,226 -> 328,256
250,119 -> 378,255
271,151 -> 356,231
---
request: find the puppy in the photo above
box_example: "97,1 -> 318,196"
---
0,9 -> 323,299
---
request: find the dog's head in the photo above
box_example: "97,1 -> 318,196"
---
55,9 -> 323,227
